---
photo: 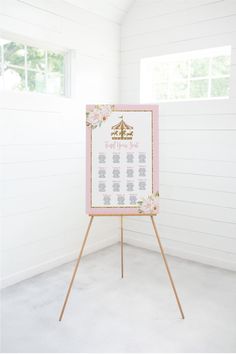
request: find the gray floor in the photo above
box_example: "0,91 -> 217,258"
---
1,244 -> 236,353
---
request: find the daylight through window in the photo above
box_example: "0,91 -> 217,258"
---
0,38 -> 67,96
140,46 -> 231,102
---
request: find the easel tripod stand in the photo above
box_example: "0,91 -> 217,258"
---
59,215 -> 184,321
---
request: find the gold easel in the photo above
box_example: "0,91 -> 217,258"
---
59,215 -> 184,321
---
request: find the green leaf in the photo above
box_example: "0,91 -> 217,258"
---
4,42 -> 25,67
190,58 -> 209,78
47,51 -> 64,74
211,77 -> 229,97
190,79 -> 208,98
27,46 -> 45,71
212,56 -> 230,76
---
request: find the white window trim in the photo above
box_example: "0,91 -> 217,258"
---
0,37 -> 71,97
140,46 -> 231,103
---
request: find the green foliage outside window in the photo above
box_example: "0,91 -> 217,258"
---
48,51 -> 64,74
190,79 -> 208,98
0,39 -> 65,95
190,58 -> 209,78
27,46 -> 46,71
151,53 -> 230,101
4,42 -> 25,67
170,81 -> 188,99
27,71 -> 46,92
172,61 -> 188,80
212,56 -> 230,76
211,77 -> 230,97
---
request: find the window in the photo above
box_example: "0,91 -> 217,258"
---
140,46 -> 231,102
0,38 -> 67,96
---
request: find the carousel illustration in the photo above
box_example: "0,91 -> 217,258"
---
111,115 -> 133,140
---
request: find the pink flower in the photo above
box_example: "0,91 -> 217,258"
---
99,105 -> 112,118
138,192 -> 159,213
86,115 -> 98,126
86,105 -> 114,128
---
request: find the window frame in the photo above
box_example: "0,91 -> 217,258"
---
140,46 -> 231,103
0,37 -> 70,97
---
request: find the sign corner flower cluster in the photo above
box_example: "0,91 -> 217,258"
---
138,192 -> 159,214
86,105 -> 115,129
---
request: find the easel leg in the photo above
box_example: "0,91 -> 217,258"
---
121,216 -> 124,278
150,216 -> 185,319
59,216 -> 94,321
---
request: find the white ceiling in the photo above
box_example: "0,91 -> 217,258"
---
64,0 -> 135,24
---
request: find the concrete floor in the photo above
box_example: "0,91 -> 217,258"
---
1,244 -> 236,353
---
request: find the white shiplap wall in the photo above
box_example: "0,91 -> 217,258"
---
0,0 -> 121,288
120,0 -> 236,271
64,0 -> 134,24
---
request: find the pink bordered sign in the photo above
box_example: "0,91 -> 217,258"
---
86,104 -> 159,215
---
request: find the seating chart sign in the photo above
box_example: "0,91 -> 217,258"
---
86,104 -> 159,215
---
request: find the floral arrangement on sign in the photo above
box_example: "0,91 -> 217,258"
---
137,192 -> 159,214
86,105 -> 115,129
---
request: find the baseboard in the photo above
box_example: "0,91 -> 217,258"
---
124,229 -> 236,272
1,234 -> 118,289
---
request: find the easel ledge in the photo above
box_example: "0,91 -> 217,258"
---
59,214 -> 185,321
89,213 -> 157,216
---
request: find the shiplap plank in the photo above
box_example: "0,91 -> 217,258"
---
122,0 -> 236,37
0,14 -> 119,62
3,206 -> 81,250
160,171 -> 236,193
159,99 -> 236,115
130,213 -> 236,240
160,198 -> 236,224
2,183 -> 84,216
1,0 -> 61,33
2,159 -> 82,181
122,16 -> 236,51
160,185 -> 236,209
125,218 -> 236,253
2,173 -> 80,200
2,233 -> 80,276
160,130 -> 236,145
0,113 -> 84,145
126,0 -> 222,21
160,115 -> 236,130
2,206 -> 117,250
1,0 -> 120,50
159,143 -> 236,162
121,31 -> 236,64
160,157 -> 236,177
0,93 -> 70,112
58,0 -> 125,24
2,222 -> 118,277
20,0 -> 121,28
60,17 -> 119,54
125,230 -> 236,271
0,143 -> 84,163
